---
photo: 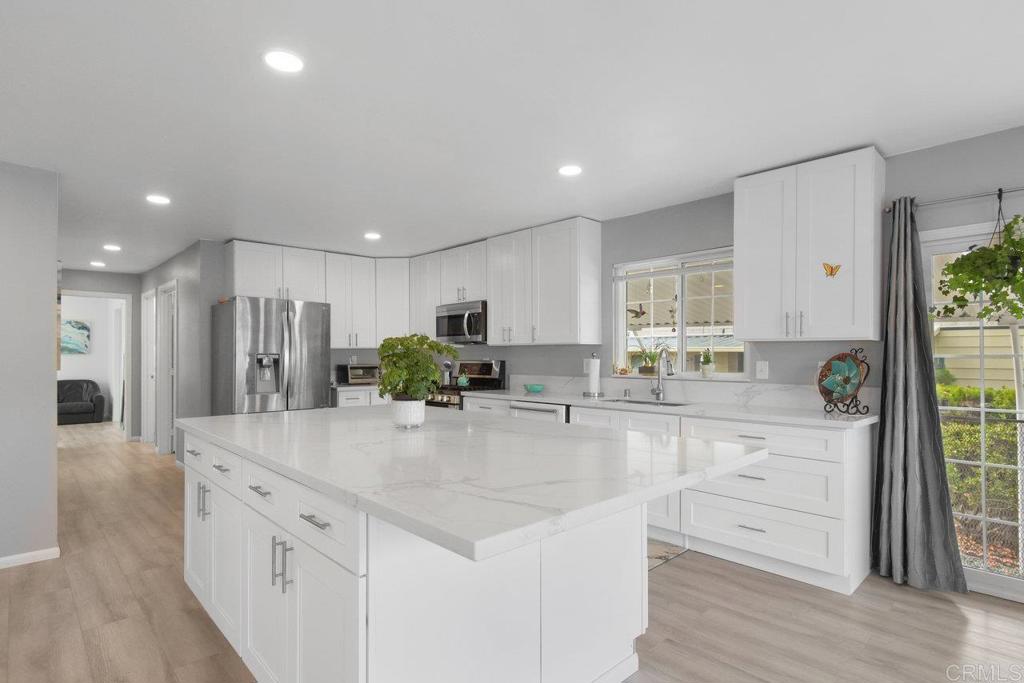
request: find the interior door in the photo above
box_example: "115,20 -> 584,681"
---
184,468 -> 210,601
290,537 -> 364,683
207,483 -> 243,648
732,166 -> 797,340
349,256 -> 376,348
141,289 -> 156,443
282,247 -> 326,302
288,301 -> 331,410
243,507 -> 291,683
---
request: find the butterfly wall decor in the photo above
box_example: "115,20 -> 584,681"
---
822,262 -> 841,278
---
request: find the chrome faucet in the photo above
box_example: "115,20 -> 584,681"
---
650,348 -> 675,402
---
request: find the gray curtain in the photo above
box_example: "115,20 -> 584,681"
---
872,196 -> 967,592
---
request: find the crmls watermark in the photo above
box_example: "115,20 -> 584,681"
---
947,664 -> 1024,681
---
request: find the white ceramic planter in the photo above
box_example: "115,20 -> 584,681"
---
700,363 -> 715,378
392,399 -> 426,429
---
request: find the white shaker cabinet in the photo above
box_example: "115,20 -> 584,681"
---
733,146 -> 884,341
439,241 -> 487,304
532,218 -> 602,345
326,253 -> 377,348
184,466 -> 211,600
374,258 -> 410,344
226,241 -> 326,302
486,230 -> 533,345
408,252 -> 441,337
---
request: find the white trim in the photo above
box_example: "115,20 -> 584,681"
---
965,567 -> 1024,604
919,222 -> 995,248
0,546 -> 61,570
611,244 -> 732,272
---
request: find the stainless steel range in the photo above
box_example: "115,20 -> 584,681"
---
427,360 -> 505,409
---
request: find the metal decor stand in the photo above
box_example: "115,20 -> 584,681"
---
825,395 -> 869,416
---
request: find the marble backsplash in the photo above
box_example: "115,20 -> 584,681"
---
508,373 -> 881,414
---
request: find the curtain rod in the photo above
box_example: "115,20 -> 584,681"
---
884,186 -> 1024,213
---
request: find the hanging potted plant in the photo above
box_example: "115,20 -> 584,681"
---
935,214 -> 1024,320
378,334 -> 458,429
699,348 -> 715,378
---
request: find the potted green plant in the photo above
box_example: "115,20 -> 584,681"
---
631,333 -> 663,376
699,348 -> 715,378
936,214 -> 1024,320
378,334 -> 458,428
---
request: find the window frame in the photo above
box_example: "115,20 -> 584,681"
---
612,246 -> 747,380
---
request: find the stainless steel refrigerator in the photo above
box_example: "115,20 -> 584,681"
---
212,296 -> 331,415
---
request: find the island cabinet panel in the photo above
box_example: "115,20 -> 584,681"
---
367,517 -> 542,683
207,482 -> 244,650
184,466 -> 211,601
243,507 -> 292,683
540,506 -> 645,683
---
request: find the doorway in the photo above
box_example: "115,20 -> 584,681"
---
156,281 -> 178,454
142,289 -> 156,444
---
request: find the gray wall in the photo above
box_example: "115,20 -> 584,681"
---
60,269 -> 142,437
140,239 -> 225,453
0,161 -> 59,560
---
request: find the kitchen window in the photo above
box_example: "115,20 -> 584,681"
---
612,249 -> 745,377
922,224 -> 1024,599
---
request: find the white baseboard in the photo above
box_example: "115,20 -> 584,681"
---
0,546 -> 61,570
593,652 -> 638,683
964,567 -> 1024,604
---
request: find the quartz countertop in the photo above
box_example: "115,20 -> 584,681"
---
468,390 -> 879,429
177,407 -> 766,561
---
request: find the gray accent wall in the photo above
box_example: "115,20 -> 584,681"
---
0,161 -> 59,561
60,269 -> 143,437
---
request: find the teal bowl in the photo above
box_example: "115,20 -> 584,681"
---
523,384 -> 545,394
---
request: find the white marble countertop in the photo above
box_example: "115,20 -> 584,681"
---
468,390 -> 878,429
177,407 -> 765,561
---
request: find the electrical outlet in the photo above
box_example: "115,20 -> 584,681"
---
755,360 -> 770,379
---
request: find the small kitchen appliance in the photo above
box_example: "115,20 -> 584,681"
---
426,360 -> 505,409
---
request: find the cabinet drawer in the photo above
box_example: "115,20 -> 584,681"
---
292,484 -> 366,576
207,446 -> 243,498
682,418 -> 845,462
241,460 -> 297,530
621,412 -> 681,435
569,407 -> 620,429
336,391 -> 371,407
681,490 -> 845,575
463,397 -> 511,416
692,454 -> 844,518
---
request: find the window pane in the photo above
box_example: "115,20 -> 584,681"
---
940,410 -> 982,462
954,516 -> 985,569
626,278 -> 649,303
713,270 -> 733,296
713,296 -> 734,325
650,300 -> 678,331
985,412 -> 1023,466
946,462 -> 983,515
986,522 -> 1021,576
985,466 -> 1020,523
713,348 -> 744,373
650,275 -> 677,302
686,272 -> 712,298
685,297 -> 712,326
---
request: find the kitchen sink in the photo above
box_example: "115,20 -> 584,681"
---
600,399 -> 689,408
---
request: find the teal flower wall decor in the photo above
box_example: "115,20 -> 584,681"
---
817,349 -> 869,415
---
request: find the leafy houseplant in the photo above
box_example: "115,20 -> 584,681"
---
699,348 -> 715,378
631,332 -> 663,376
936,214 -> 1024,320
377,334 -> 457,428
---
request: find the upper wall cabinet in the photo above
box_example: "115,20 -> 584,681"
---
487,218 -> 601,346
375,258 -> 410,344
409,252 -> 441,338
733,147 -> 885,341
225,241 -> 326,302
326,253 -> 376,349
439,241 -> 487,304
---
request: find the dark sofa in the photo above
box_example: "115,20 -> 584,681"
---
58,379 -> 107,425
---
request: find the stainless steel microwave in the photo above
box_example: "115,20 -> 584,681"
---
436,300 -> 487,344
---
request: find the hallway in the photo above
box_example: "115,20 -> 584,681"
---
0,424 -> 252,683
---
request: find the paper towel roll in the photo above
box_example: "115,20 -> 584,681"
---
584,357 -> 601,396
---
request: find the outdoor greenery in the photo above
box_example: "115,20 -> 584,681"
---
936,214 -> 1024,320
377,334 -> 457,401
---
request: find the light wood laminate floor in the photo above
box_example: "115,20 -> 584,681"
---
2,423 -> 1022,683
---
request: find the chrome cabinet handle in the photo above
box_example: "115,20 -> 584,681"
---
280,542 -> 294,594
299,512 -> 331,530
348,333 -> 352,346
737,524 -> 766,533
514,405 -> 558,414
196,482 -> 203,518
200,484 -> 210,520
785,312 -> 790,337
355,332 -> 359,346
248,484 -> 272,498
212,463 -> 230,474
737,434 -> 766,440
186,449 -> 201,458
531,325 -> 536,342
478,405 -> 492,410
737,473 -> 767,481
799,310 -> 804,336
271,535 -> 281,586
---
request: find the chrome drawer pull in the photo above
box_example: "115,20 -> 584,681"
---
212,463 -> 230,474
479,406 -> 492,410
299,513 -> 331,530
186,448 -> 201,457
736,434 -> 766,440
248,484 -> 272,498
737,473 -> 767,481
737,524 -> 767,533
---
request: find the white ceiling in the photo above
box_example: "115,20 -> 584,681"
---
3,1 -> 1024,273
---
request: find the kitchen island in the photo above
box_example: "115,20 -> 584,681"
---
177,406 -> 766,683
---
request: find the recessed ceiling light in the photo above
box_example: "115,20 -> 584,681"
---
146,194 -> 171,205
364,232 -> 382,241
90,261 -> 106,268
103,244 -> 122,252
558,165 -> 582,177
263,50 -> 304,73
